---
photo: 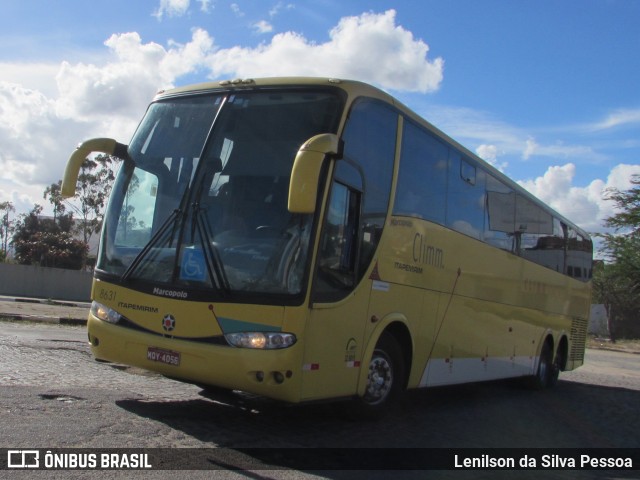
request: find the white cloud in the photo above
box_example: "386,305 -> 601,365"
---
590,108 -> 640,131
154,0 -> 190,19
162,29 -> 215,80
230,3 -> 244,17
517,163 -> 640,232
55,33 -> 166,122
0,81 -> 88,215
53,29 -> 212,128
521,136 -> 599,162
269,2 -> 294,18
523,137 -> 538,160
208,10 -> 444,93
197,0 -> 212,14
476,144 -> 497,163
253,20 -> 274,34
0,63 -> 60,97
475,144 -> 508,171
0,82 -> 79,184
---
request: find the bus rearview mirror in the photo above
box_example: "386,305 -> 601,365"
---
288,133 -> 342,214
61,138 -> 129,198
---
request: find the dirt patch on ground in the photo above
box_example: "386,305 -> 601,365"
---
588,336 -> 640,354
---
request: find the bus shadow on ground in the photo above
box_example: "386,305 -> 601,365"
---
115,379 -> 640,472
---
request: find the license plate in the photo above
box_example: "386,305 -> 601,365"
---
147,346 -> 181,366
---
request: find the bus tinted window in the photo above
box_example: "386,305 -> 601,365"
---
516,194 -> 563,272
485,175 -> 515,252
446,152 -> 485,240
394,120 -> 448,224
567,227 -> 593,281
342,99 -> 398,277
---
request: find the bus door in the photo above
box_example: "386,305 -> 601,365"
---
301,98 -> 399,401
301,179 -> 370,401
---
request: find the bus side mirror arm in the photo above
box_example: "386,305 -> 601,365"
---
61,138 -> 130,198
288,133 -> 342,213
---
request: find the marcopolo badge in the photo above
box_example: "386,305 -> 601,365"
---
162,314 -> 176,332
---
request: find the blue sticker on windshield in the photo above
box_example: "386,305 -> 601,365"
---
180,248 -> 206,282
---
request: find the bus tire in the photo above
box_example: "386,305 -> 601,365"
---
548,345 -> 564,388
530,341 -> 553,390
356,332 -> 405,417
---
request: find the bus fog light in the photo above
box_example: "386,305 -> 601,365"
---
273,372 -> 285,384
225,332 -> 296,349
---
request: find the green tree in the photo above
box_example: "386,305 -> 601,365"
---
44,181 -> 66,223
44,154 -> 118,268
12,204 -> 87,270
593,174 -> 640,339
72,154 -> 118,246
0,201 -> 15,261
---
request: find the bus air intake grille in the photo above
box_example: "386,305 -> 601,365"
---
569,316 -> 588,363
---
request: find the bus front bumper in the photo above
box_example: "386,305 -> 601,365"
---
87,315 -> 302,403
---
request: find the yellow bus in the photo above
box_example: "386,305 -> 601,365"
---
62,78 -> 592,415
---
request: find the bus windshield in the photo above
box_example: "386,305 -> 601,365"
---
98,88 -> 343,298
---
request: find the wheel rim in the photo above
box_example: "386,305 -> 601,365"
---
538,355 -> 548,383
364,350 -> 393,406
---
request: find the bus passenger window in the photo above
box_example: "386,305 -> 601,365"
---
393,119 -> 448,225
446,152 -> 485,240
485,175 -> 515,252
566,227 -> 593,282
341,98 -> 397,282
461,159 -> 476,185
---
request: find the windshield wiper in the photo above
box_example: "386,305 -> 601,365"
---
121,208 -> 182,282
195,206 -> 231,293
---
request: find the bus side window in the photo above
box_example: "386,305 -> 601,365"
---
566,227 -> 593,282
485,175 -> 515,252
341,98 -> 397,282
314,181 -> 361,301
447,152 -> 485,240
517,201 -> 563,273
393,119 -> 448,225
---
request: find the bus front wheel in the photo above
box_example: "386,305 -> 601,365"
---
356,332 -> 405,417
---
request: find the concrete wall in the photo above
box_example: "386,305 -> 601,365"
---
0,263 -> 92,302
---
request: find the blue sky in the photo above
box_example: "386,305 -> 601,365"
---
1,0 -> 639,237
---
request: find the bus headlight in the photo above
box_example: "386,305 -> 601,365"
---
90,301 -> 122,324
225,332 -> 296,349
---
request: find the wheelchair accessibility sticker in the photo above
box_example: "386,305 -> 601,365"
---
180,248 -> 206,281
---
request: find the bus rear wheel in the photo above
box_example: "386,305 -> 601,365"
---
530,341 -> 554,389
356,332 -> 404,417
548,345 -> 564,388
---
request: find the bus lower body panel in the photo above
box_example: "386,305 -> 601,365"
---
87,315 -> 303,403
